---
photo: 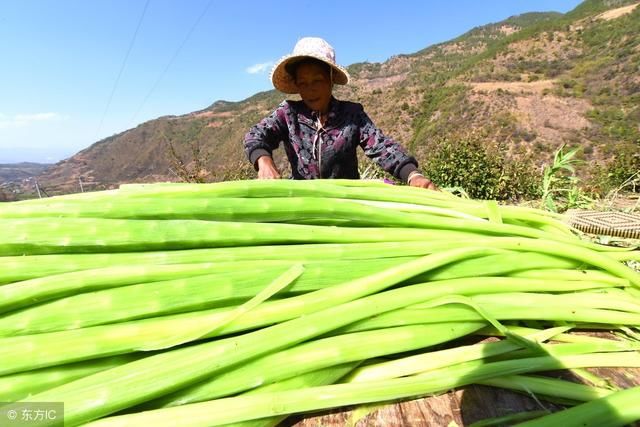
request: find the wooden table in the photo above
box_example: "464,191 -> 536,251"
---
288,356 -> 640,426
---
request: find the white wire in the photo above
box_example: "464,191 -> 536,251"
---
127,0 -> 215,128
96,0 -> 150,139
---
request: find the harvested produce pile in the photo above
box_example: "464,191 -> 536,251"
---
1,179 -> 640,427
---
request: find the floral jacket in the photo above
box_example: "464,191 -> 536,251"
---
243,97 -> 418,181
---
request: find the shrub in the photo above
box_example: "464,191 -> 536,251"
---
587,107 -> 640,143
421,135 -> 540,200
603,145 -> 640,192
218,159 -> 257,182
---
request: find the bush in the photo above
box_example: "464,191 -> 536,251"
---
218,159 -> 257,182
0,188 -> 16,202
587,107 -> 640,143
602,145 -> 640,192
587,142 -> 639,194
421,136 -> 540,200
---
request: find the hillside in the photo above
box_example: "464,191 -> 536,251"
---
0,162 -> 51,183
0,162 -> 53,202
31,0 -> 639,198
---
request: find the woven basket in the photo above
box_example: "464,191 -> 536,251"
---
566,210 -> 640,239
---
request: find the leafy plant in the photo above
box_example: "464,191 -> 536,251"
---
587,108 -> 640,144
422,135 -> 540,201
164,121 -> 213,183
592,144 -> 640,194
218,159 -> 257,182
541,144 -> 592,212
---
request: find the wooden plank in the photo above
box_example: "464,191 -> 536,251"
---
288,367 -> 640,426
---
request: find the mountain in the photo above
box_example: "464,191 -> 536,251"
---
0,162 -> 52,183
0,162 -> 53,202
32,0 -> 640,198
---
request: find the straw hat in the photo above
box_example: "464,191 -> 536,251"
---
270,37 -> 350,94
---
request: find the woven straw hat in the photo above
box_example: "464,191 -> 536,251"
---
270,37 -> 350,94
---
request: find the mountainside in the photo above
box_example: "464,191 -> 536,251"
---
0,162 -> 53,202
0,162 -> 52,183
33,0 -> 640,197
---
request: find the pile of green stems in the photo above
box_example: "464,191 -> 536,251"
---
0,179 -> 639,427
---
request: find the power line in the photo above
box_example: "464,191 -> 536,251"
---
96,0 -> 150,139
127,0 -> 214,128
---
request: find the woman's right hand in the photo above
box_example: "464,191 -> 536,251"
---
257,156 -> 281,179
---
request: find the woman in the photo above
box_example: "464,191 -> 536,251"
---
243,37 -> 437,189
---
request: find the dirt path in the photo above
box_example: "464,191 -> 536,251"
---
595,2 -> 639,21
470,80 -> 555,94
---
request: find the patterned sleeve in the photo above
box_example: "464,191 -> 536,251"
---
243,101 -> 290,169
357,105 -> 418,181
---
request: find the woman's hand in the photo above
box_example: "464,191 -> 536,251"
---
257,156 -> 281,179
409,175 -> 439,191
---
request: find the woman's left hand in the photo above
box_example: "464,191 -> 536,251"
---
409,176 -> 439,191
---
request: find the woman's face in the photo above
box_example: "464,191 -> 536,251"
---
294,62 -> 333,113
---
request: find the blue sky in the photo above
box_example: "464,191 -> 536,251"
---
0,0 -> 583,164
